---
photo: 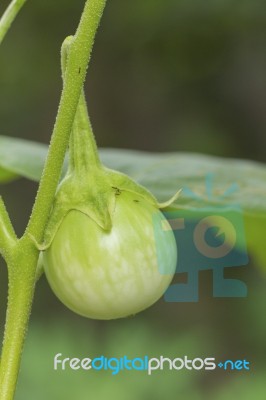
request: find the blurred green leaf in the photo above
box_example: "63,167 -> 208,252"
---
0,167 -> 17,183
244,213 -> 266,272
100,150 -> 266,215
1,135 -> 265,270
1,135 -> 266,214
0,135 -> 50,182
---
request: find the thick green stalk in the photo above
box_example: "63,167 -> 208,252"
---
0,0 -> 27,45
25,0 -> 107,244
0,1 -> 107,398
0,241 -> 38,399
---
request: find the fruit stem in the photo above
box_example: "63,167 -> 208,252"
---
61,36 -> 101,176
69,91 -> 101,174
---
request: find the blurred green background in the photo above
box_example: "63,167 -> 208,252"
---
0,0 -> 266,399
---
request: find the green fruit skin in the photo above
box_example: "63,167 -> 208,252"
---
43,191 -> 177,320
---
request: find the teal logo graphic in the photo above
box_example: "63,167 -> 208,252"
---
217,359 -> 250,371
154,174 -> 249,302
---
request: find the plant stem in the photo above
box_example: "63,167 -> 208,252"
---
0,242 -> 38,400
0,0 -> 27,45
0,1 -> 107,398
25,0 -> 107,245
0,198 -> 17,258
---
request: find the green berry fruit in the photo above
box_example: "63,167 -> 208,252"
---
43,190 -> 177,320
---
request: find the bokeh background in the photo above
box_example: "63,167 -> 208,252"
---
0,0 -> 266,398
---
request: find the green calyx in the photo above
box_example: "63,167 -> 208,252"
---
40,164 -> 180,250
35,36 -> 180,250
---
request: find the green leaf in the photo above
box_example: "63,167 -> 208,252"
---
0,135 -> 70,184
100,149 -> 266,271
0,167 -> 17,184
2,135 -> 265,212
1,135 -> 266,214
0,135 -> 265,270
244,213 -> 266,272
100,149 -> 266,214
0,135 -> 49,182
